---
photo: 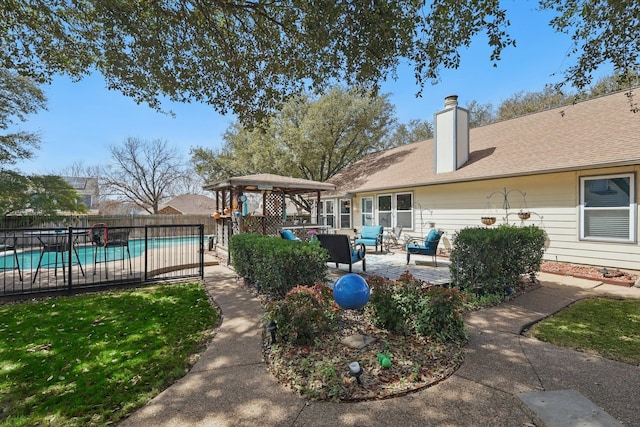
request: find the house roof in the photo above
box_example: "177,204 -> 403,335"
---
327,90 -> 640,195
159,194 -> 215,214
202,173 -> 336,194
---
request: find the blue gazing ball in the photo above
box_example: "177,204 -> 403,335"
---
333,274 -> 370,310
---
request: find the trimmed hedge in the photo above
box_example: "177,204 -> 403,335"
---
449,225 -> 546,295
229,233 -> 329,299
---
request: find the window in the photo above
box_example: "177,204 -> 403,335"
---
361,197 -> 373,226
339,199 -> 351,229
79,195 -> 92,209
580,174 -> 635,242
396,193 -> 413,229
374,193 -> 413,229
321,200 -> 335,228
377,195 -> 392,228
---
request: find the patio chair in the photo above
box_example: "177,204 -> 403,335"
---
354,225 -> 384,252
0,233 -> 22,281
89,223 -> 107,246
406,229 -> 443,266
384,226 -> 404,251
316,234 -> 366,273
93,227 -> 132,279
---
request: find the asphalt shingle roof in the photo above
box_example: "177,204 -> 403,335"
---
328,90 -> 640,194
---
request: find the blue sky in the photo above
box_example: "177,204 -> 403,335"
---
13,3 -> 611,176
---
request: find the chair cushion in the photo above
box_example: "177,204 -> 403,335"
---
360,225 -> 383,239
280,230 -> 297,240
425,229 -> 439,243
354,237 -> 377,245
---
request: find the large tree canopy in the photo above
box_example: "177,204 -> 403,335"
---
466,71 -> 640,127
4,1 -> 637,123
0,69 -> 46,163
0,171 -> 87,217
191,87 -> 395,183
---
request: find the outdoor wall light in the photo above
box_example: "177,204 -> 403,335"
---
266,321 -> 277,344
349,361 -> 363,385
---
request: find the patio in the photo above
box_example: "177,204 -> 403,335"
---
325,249 -> 451,285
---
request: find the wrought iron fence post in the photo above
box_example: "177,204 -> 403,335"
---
199,224 -> 205,280
144,225 -> 149,281
67,227 -> 73,293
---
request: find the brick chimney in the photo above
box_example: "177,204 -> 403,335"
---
434,95 -> 469,174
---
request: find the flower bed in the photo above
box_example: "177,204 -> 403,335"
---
540,261 -> 638,287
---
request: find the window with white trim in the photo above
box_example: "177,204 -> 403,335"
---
580,174 -> 636,242
361,197 -> 373,226
321,200 -> 335,228
395,193 -> 413,229
377,194 -> 392,228
339,199 -> 351,229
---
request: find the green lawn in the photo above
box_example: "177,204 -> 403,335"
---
0,283 -> 218,426
530,297 -> 640,365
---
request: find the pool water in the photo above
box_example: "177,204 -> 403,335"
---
0,237 -> 200,270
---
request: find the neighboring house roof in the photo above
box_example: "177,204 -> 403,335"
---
327,90 -> 640,195
158,194 -> 215,215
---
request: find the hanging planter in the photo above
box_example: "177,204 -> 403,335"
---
517,211 -> 531,220
481,216 -> 496,226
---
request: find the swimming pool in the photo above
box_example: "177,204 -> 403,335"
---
0,236 -> 201,270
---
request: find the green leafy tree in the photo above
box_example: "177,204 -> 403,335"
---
29,175 -> 88,218
585,70 -> 640,110
0,169 -> 31,216
192,87 -> 395,184
466,100 -> 496,128
542,0 -> 639,93
102,138 -> 189,214
0,70 -> 86,220
4,1 -> 637,123
387,119 -> 433,146
496,85 -> 570,121
0,172 -> 87,218
0,69 -> 46,164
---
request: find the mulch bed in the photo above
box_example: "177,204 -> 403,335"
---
540,261 -> 638,287
262,308 -> 465,402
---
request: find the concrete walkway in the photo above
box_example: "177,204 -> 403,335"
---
119,259 -> 640,427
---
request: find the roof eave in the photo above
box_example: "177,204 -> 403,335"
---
337,160 -> 640,195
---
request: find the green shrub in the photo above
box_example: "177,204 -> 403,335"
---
449,225 -> 545,295
367,273 -> 466,342
413,287 -> 466,342
229,234 -> 328,299
263,284 -> 339,345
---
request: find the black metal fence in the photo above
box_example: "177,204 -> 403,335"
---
0,224 -> 205,298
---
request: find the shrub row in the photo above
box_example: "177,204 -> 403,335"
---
449,225 -> 546,295
264,284 -> 339,345
366,273 -> 466,342
229,233 -> 328,299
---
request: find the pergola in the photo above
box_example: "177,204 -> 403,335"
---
202,173 -> 336,251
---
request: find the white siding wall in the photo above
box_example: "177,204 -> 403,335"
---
353,166 -> 640,270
